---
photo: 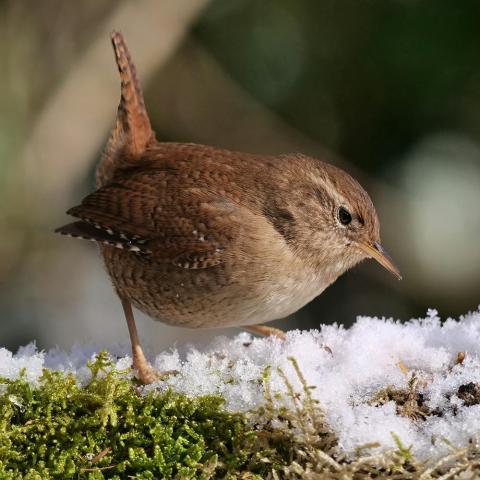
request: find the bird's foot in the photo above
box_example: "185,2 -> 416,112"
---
132,346 -> 177,384
245,324 -> 286,340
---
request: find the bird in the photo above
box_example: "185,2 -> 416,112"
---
56,31 -> 401,384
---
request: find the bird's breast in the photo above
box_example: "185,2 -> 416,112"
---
242,265 -> 326,325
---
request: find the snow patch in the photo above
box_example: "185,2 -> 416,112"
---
2,308 -> 480,460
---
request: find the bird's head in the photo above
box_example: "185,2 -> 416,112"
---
270,154 -> 401,281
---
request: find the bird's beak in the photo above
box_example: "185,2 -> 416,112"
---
358,241 -> 402,280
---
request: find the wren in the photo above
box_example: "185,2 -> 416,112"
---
56,32 -> 401,384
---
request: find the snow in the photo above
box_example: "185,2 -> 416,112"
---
1,308 -> 480,460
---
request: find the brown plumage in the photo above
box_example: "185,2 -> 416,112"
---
56,32 -> 400,383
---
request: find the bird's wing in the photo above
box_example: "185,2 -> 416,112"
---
56,168 -> 240,270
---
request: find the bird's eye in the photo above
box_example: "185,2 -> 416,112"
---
338,207 -> 352,225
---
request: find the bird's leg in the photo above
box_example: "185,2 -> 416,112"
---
120,296 -> 160,384
244,324 -> 286,340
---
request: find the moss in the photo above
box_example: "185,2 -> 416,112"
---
0,352 -> 258,479
1,353 -> 480,479
457,382 -> 480,407
369,372 -> 431,421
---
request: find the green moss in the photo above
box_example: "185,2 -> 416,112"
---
0,352 -> 258,479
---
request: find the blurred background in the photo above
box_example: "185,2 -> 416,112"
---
1,0 -> 479,352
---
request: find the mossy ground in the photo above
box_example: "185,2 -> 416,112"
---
0,353 -> 479,479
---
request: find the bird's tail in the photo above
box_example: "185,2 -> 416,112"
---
96,31 -> 155,187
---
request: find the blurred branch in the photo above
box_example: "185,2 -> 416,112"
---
149,38 -> 343,165
18,0 -> 210,216
148,39 -> 402,194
